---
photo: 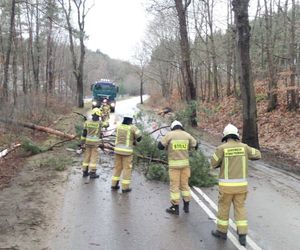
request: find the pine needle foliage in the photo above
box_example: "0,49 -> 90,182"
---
21,138 -> 44,155
134,110 -> 216,187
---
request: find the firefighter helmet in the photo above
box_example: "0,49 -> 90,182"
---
170,120 -> 183,130
91,108 -> 101,116
124,112 -> 134,119
223,123 -> 239,137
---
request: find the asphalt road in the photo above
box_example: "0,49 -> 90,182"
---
50,97 -> 300,250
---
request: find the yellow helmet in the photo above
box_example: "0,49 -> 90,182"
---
91,108 -> 101,116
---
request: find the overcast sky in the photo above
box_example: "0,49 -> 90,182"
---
85,0 -> 147,62
84,0 -> 258,62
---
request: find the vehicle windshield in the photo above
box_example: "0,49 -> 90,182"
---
94,83 -> 115,90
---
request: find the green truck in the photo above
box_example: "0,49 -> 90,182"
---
91,79 -> 118,112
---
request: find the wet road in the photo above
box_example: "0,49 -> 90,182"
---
50,163 -> 238,250
50,97 -> 300,250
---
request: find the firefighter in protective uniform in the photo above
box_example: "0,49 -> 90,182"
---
211,123 -> 261,246
100,99 -> 110,129
111,112 -> 142,193
158,120 -> 198,215
80,108 -> 103,178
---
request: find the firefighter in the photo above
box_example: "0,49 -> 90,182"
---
100,99 -> 110,129
158,120 -> 198,215
79,108 -> 103,179
111,112 -> 142,193
210,123 -> 261,246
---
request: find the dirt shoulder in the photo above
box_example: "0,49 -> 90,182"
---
0,151 -> 70,250
0,111 -> 84,250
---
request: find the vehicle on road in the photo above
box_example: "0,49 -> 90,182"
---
91,79 -> 118,112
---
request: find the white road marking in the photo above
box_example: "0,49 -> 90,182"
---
192,186 -> 262,250
191,190 -> 246,250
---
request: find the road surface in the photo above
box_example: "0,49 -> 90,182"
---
50,97 -> 300,250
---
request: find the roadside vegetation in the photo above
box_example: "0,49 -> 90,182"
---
134,110 -> 217,187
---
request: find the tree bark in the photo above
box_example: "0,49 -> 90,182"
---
174,0 -> 197,127
287,0 -> 298,110
232,0 -> 260,148
0,118 -> 76,140
2,0 -> 16,101
264,0 -> 278,111
205,0 -> 219,100
46,0 -> 55,95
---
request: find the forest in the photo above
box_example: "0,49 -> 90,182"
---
0,0 -> 299,166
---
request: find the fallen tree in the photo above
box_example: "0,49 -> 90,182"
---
0,118 -> 76,139
0,143 -> 22,159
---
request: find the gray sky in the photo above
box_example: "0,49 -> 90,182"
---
85,0 -> 147,61
85,0 -> 259,62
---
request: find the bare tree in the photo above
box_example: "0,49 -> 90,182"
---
232,0 -> 260,148
174,0 -> 197,126
2,0 -> 16,101
287,0 -> 298,110
203,0 -> 219,100
264,0 -> 278,111
46,0 -> 56,95
133,43 -> 150,104
59,0 -> 91,108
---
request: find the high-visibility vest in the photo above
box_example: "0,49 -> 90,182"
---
160,130 -> 197,168
211,139 -> 261,192
114,124 -> 141,156
81,120 -> 101,146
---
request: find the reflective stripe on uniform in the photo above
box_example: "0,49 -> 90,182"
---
89,163 -> 97,168
251,148 -> 256,155
114,145 -> 133,153
112,176 -> 120,181
224,157 -> 229,179
181,190 -> 190,197
170,192 -> 180,200
86,135 -> 100,142
82,163 -> 89,167
168,159 -> 189,167
219,178 -> 248,186
217,219 -> 229,226
122,179 -> 131,184
236,220 -> 248,226
212,153 -> 219,161
242,156 -> 246,178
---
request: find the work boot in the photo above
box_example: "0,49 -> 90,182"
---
111,181 -> 120,190
183,200 -> 190,213
211,230 -> 227,240
82,170 -> 89,178
89,171 -> 99,179
239,234 -> 246,246
166,205 -> 179,215
122,188 -> 132,193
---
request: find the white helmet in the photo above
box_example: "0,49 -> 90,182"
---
171,120 -> 183,130
223,123 -> 239,137
124,112 -> 134,119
